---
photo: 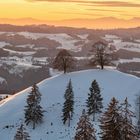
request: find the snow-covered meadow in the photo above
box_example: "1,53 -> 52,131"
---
0,69 -> 140,140
0,31 -> 89,52
104,34 -> 140,52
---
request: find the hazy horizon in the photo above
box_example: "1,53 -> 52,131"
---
0,0 -> 140,29
0,17 -> 140,29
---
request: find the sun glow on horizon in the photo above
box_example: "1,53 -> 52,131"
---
0,0 -> 140,28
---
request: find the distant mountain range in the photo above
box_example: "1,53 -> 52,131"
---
0,17 -> 140,29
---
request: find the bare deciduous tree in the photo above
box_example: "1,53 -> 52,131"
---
53,49 -> 74,73
91,41 -> 111,70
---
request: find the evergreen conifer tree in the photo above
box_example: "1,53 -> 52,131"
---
75,109 -> 96,140
120,97 -> 138,140
24,84 -> 44,129
137,96 -> 140,137
14,124 -> 30,140
86,80 -> 103,120
100,97 -> 122,140
62,79 -> 74,126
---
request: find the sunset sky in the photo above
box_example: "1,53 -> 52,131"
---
0,0 -> 140,28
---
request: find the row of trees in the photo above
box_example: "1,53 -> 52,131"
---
14,97 -> 139,140
62,80 -> 138,139
75,97 -> 139,140
14,79 -> 102,139
53,41 -> 112,73
14,80 -> 139,140
62,79 -> 103,127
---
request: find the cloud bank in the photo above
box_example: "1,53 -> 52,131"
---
26,0 -> 140,8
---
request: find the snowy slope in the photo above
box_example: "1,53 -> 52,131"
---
0,42 -> 10,48
0,77 -> 5,84
104,34 -> 140,52
0,69 -> 140,140
1,31 -> 88,52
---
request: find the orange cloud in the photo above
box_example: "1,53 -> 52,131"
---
51,11 -> 103,16
87,1 -> 140,7
87,8 -> 123,13
26,0 -> 140,7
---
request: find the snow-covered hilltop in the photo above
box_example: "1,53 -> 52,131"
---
0,69 -> 140,140
0,25 -> 140,93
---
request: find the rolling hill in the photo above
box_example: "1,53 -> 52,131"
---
0,69 -> 140,140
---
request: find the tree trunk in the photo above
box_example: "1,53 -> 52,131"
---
68,114 -> 70,127
101,64 -> 104,70
64,67 -> 66,74
33,122 -> 35,129
100,55 -> 104,70
68,118 -> 70,127
93,113 -> 95,121
63,61 -> 67,74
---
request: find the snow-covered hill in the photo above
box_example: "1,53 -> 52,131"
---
0,77 -> 7,91
1,29 -> 140,93
103,34 -> 140,52
0,69 -> 140,140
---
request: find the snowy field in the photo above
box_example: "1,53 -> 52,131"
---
119,58 -> 140,63
0,42 -> 10,48
0,77 -> 6,84
3,48 -> 36,56
0,56 -> 45,76
0,69 -> 140,140
0,31 -> 90,78
104,34 -> 140,52
0,32 -> 140,53
0,32 -> 89,52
